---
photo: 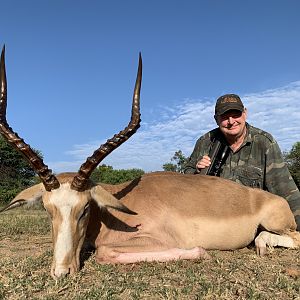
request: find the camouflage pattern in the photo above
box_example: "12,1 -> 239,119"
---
184,123 -> 300,230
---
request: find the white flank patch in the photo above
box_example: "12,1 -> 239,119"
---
50,183 -> 79,264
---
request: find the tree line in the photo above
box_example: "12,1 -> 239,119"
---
0,135 -> 299,205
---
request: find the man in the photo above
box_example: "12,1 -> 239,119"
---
184,94 -> 300,230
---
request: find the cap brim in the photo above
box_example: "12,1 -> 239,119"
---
216,105 -> 244,116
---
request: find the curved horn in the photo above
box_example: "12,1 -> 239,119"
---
0,46 -> 60,191
71,53 -> 142,191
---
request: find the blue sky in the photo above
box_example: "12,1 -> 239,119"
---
1,0 -> 300,172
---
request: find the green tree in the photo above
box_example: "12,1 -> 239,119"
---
284,142 -> 300,189
162,163 -> 177,172
162,150 -> 187,173
91,164 -> 144,184
0,135 -> 39,204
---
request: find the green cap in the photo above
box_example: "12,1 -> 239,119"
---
215,94 -> 244,116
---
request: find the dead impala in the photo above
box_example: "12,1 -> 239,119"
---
0,47 -> 300,279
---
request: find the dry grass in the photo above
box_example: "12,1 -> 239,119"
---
1,208 -> 300,299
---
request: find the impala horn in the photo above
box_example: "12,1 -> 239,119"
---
0,45 -> 60,191
71,53 -> 142,191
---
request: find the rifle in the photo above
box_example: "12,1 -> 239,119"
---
200,140 -> 229,176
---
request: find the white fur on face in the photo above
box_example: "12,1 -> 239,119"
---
49,183 -> 80,266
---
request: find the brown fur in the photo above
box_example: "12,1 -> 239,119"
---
87,172 -> 298,259
4,171 -> 300,278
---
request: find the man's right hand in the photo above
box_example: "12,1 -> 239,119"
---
196,155 -> 211,171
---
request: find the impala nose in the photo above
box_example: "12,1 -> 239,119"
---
52,266 -> 70,279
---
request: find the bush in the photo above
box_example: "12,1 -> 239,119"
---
0,136 -> 40,204
91,164 -> 144,184
284,142 -> 300,189
0,187 -> 22,204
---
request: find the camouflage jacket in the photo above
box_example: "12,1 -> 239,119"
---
184,123 -> 300,228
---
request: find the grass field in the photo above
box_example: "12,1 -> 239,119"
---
0,208 -> 300,300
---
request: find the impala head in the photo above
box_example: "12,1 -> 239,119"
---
0,46 -> 142,278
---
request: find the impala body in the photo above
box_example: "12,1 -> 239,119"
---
1,47 -> 300,279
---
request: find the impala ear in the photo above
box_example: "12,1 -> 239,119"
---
90,185 -> 137,215
0,183 -> 45,213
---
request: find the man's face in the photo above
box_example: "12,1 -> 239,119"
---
215,109 -> 247,138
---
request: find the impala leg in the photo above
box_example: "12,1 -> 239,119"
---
255,198 -> 300,256
111,247 -> 210,264
95,236 -> 210,264
259,196 -> 297,233
255,231 -> 300,256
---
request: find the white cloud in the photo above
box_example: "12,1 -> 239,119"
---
244,81 -> 300,150
50,81 -> 300,173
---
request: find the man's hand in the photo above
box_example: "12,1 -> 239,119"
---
196,155 -> 211,172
